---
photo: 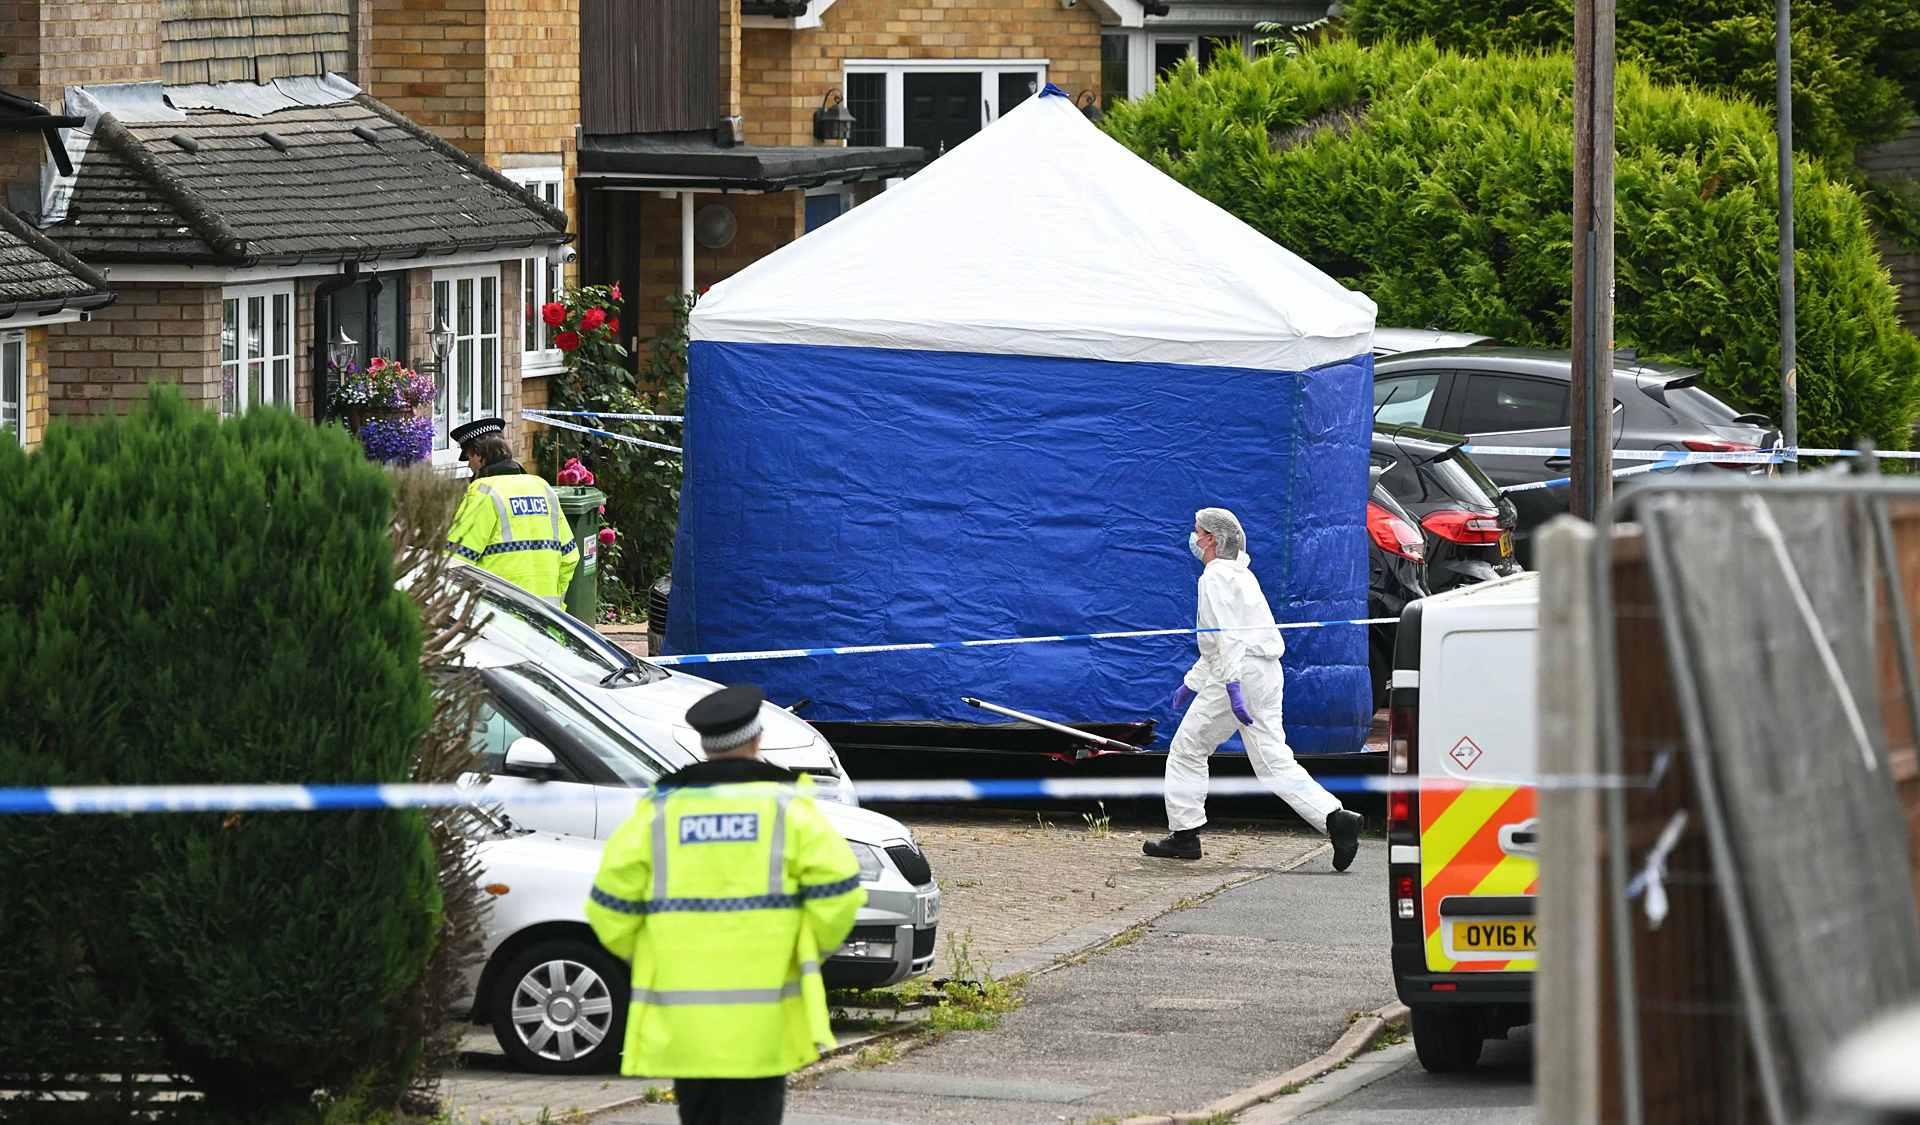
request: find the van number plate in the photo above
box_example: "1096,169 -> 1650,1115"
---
1451,920 -> 1535,952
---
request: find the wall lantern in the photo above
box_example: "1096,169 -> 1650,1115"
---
327,324 -> 359,369
1075,90 -> 1105,125
428,315 -> 455,370
814,90 -> 855,142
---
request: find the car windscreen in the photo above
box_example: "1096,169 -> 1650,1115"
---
487,663 -> 671,787
1661,383 -> 1746,427
456,569 -> 667,684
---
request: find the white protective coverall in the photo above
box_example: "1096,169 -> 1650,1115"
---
1166,552 -> 1346,833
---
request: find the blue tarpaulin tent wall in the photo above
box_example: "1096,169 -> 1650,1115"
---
668,89 -> 1379,754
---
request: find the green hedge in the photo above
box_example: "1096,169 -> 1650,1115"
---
1102,39 -> 1920,449
0,390 -> 439,1119
1344,0 -> 1920,168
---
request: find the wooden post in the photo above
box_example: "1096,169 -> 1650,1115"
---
1570,0 -> 1616,519
1535,516 -> 1603,1125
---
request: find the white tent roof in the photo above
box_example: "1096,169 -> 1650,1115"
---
692,88 -> 1375,372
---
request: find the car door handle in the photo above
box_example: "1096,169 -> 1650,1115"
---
1544,457 -> 1571,471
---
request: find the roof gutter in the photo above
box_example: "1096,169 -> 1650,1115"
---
0,290 -> 118,322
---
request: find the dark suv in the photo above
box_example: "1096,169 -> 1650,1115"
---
1372,423 -> 1523,593
1373,348 -> 1776,560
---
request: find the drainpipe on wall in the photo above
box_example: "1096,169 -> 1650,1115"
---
680,190 -> 696,295
313,260 -> 360,425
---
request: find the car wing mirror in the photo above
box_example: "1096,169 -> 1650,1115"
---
504,736 -> 564,780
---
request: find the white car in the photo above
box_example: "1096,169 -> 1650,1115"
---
450,637 -> 940,1074
1372,326 -> 1496,356
447,562 -> 859,805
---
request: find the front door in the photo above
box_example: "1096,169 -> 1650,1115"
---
904,72 -> 981,158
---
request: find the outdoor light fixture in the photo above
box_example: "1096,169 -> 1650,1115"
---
1075,90 -> 1104,124
327,325 -> 359,369
428,315 -> 455,369
814,90 -> 855,142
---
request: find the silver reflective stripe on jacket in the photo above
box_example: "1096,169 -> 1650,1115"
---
474,483 -> 516,543
631,961 -> 820,1006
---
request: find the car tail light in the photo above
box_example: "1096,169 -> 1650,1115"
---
1367,502 -> 1425,562
1420,509 -> 1505,545
1388,703 -> 1418,832
1682,439 -> 1761,469
1395,874 -> 1417,921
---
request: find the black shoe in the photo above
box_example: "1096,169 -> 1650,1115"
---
1328,809 -> 1364,872
1143,828 -> 1202,860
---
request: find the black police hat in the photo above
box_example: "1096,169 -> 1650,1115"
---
686,684 -> 766,752
450,417 -> 506,449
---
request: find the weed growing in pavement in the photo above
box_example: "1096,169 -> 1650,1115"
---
1082,802 -> 1111,838
639,1086 -> 675,1104
852,1040 -> 906,1069
1276,1081 -> 1304,1096
1370,1021 -> 1409,1049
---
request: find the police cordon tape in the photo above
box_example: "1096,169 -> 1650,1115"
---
0,772 -> 1640,816
527,410 -> 686,424
521,409 -> 682,454
646,618 -> 1400,668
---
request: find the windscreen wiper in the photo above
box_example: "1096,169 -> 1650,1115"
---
599,664 -> 647,686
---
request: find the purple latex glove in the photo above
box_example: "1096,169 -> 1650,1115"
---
1172,684 -> 1197,712
1226,681 -> 1253,726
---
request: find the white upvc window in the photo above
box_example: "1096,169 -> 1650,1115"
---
841,58 -> 1050,149
1,331 -> 24,446
508,168 -> 566,375
220,282 -> 295,418
430,265 -> 502,466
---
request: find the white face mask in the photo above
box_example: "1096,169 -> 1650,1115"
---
1188,531 -> 1205,560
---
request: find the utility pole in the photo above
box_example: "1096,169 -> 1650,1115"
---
1569,0 -> 1617,519
1777,0 -> 1798,470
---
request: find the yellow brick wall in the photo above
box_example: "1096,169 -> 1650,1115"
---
741,0 -> 1103,146
370,0 -> 489,155
36,2 -> 165,108
46,282 -> 224,419
629,191 -> 805,341
485,0 -> 580,219
21,326 -> 49,450
720,0 -> 743,117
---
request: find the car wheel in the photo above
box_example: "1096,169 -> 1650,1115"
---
489,939 -> 628,1074
1411,1007 -> 1484,1073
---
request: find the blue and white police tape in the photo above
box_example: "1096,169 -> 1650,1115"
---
647,618 -> 1399,668
521,409 -> 682,454
525,409 -> 685,424
0,773 -> 1639,815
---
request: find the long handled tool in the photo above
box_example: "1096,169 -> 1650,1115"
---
961,697 -> 1142,757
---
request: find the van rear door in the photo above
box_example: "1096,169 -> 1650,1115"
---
1418,581 -> 1539,974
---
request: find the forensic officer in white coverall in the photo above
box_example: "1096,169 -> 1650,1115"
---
1144,507 -> 1366,871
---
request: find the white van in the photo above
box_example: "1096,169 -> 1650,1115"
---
1386,571 -> 1538,1072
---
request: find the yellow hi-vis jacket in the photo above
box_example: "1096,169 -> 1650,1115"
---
585,771 -> 865,1078
444,467 -> 578,601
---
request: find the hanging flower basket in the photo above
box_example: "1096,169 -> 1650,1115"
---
331,358 -> 436,465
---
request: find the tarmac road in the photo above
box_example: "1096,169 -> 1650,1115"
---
1279,1025 -> 1535,1125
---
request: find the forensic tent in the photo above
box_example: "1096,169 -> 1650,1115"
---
667,86 -> 1378,755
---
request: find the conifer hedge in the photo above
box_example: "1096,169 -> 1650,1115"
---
0,390 -> 439,1119
1102,40 -> 1920,449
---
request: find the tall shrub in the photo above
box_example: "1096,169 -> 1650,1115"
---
535,290 -> 688,616
1102,40 -> 1920,449
0,389 -> 439,1120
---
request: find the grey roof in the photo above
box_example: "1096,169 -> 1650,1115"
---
50,94 -> 570,266
579,132 -> 926,190
0,205 -> 114,317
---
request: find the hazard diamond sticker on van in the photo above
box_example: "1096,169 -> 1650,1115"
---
1449,737 -> 1483,770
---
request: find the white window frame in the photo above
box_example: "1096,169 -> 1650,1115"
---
842,58 -> 1051,149
1,330 -> 24,446
220,282 -> 295,419
508,167 -> 566,376
430,265 -> 504,467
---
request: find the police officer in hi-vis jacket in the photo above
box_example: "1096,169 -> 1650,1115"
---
443,417 -> 577,605
585,685 -> 865,1125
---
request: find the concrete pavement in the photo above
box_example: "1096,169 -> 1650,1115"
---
1268,1026 -> 1534,1125
600,837 -> 1395,1125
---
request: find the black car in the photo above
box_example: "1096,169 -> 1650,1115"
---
1372,423 -> 1523,593
1366,477 -> 1430,709
1373,347 -> 1776,560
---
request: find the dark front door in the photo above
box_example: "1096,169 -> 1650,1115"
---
905,72 -> 981,158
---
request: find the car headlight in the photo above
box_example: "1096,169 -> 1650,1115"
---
849,841 -> 888,883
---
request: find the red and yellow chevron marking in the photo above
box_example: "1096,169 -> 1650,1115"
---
1419,782 -> 1537,973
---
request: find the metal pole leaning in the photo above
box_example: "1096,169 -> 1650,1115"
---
1639,496 -> 1791,1125
1777,0 -> 1798,472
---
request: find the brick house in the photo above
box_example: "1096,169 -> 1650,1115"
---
0,2 -> 574,464
0,206 -> 114,450
1099,0 -> 1331,107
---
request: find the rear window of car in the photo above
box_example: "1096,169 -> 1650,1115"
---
1661,383 -> 1744,427
1422,449 -> 1503,507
